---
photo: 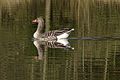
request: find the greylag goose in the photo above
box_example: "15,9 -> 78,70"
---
32,17 -> 74,60
32,17 -> 74,41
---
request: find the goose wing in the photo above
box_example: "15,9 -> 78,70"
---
43,28 -> 71,36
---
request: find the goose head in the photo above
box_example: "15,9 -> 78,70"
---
32,17 -> 44,24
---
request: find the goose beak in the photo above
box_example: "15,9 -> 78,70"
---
32,19 -> 38,23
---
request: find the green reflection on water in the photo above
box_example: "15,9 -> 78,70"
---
0,0 -> 120,80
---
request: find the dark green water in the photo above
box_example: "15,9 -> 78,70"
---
0,0 -> 120,80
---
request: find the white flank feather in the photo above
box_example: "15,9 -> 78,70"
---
57,33 -> 69,39
57,39 -> 69,46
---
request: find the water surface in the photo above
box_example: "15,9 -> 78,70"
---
0,0 -> 120,80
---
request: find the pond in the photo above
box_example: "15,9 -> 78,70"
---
0,0 -> 120,80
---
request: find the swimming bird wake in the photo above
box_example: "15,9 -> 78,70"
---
68,36 -> 120,40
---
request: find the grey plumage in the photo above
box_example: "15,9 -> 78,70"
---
32,17 -> 74,60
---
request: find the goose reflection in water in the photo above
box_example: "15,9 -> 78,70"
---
32,17 -> 74,60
